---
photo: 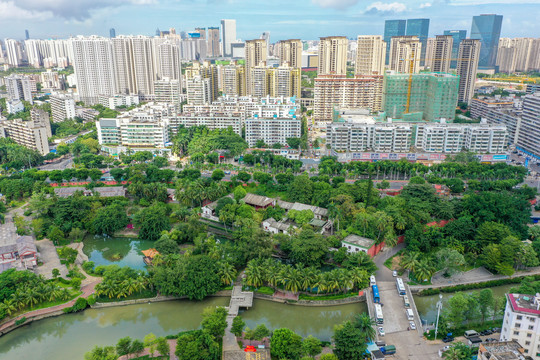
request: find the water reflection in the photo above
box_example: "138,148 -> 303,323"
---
83,236 -> 155,271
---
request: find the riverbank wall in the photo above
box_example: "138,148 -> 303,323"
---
0,309 -> 66,337
253,293 -> 366,306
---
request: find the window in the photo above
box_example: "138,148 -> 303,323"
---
530,325 -> 534,330
528,333 -> 532,338
518,316 -> 523,320
516,323 -> 522,328
514,331 -> 519,335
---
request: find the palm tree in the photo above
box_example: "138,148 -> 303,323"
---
414,259 -> 435,283
217,262 -> 236,286
353,313 -> 377,343
244,262 -> 264,288
349,268 -> 368,291
283,268 -> 302,293
2,299 -> 17,317
400,252 -> 420,273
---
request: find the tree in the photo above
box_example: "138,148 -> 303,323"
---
376,180 -> 390,190
155,235 -> 178,255
353,313 -> 376,343
233,185 -> 247,201
409,176 -> 425,184
211,169 -> 225,181
84,346 -> 117,360
52,268 -> 60,279
237,171 -> 251,183
442,343 -> 474,360
175,331 -> 220,360
231,316 -> 245,337
110,168 -> 125,182
289,229 -> 330,268
478,289 -> 494,324
92,202 -> 129,236
319,355 -> 339,360
143,333 -> 157,357
48,226 -> 65,246
270,328 -> 303,360
156,337 -> 169,357
302,335 -> 322,358
436,248 -> 465,276
255,139 -> 267,148
333,320 -> 366,360
130,339 -> 144,358
446,292 -> 468,327
201,306 -> 228,339
133,203 -> 170,241
286,137 -> 301,149
252,323 -> 270,340
288,175 -> 313,203
116,337 -> 132,358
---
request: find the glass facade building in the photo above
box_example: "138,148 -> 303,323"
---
384,20 -> 406,65
406,19 -> 430,64
470,14 -> 503,68
443,30 -> 467,68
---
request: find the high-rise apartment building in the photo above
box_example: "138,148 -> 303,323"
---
207,27 -> 221,57
456,39 -> 481,104
279,39 -> 302,68
186,75 -> 212,105
317,36 -> 348,76
222,64 -> 246,97
5,74 -> 33,104
497,38 -> 540,73
405,19 -> 430,64
500,293 -> 540,358
71,36 -> 116,105
267,65 -> 301,99
154,78 -> 181,105
155,39 -> 181,82
517,92 -> 540,158
425,35 -> 453,73
194,28 -> 206,39
221,19 -> 237,57
384,20 -> 406,65
313,75 -> 383,121
443,30 -> 467,68
50,93 -> 76,123
4,39 -> 22,67
245,39 -> 268,96
186,61 -> 219,101
389,36 -> 422,74
382,72 -> 459,121
471,14 -> 503,68
245,116 -> 301,147
355,36 -> 386,76
0,108 -> 52,155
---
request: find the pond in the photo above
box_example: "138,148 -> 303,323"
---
0,298 -> 367,360
413,284 -> 514,325
82,236 -> 155,271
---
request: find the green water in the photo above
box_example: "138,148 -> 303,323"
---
83,236 -> 155,271
0,298 -> 366,360
413,284 -> 514,325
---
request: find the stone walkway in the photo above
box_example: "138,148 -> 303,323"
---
0,279 -> 100,335
223,285 -> 254,360
35,239 -> 68,279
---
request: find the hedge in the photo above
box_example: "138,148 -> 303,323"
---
417,275 -> 540,296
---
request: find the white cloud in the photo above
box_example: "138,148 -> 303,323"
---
419,2 -> 432,8
0,0 -> 156,20
311,0 -> 360,9
449,0 -> 538,4
365,2 -> 407,14
0,1 -> 53,20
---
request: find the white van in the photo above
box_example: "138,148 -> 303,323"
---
406,309 -> 414,321
370,275 -> 376,286
403,295 -> 410,307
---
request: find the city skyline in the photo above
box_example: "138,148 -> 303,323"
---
0,0 -> 538,41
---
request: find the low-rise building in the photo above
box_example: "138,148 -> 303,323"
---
245,115 -> 301,147
54,186 -> 126,197
0,236 -> 39,273
478,340 -> 530,360
501,293 -> 540,358
170,112 -> 242,136
98,94 -> 140,109
6,100 -> 24,114
341,234 -> 382,257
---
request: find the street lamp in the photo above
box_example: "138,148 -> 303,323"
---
434,293 -> 443,340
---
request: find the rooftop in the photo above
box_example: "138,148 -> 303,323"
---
479,341 -> 528,360
342,234 -> 375,249
243,193 -> 275,207
507,293 -> 540,316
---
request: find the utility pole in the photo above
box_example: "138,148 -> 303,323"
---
434,293 -> 443,340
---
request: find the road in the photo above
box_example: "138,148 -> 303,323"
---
39,157 -> 73,170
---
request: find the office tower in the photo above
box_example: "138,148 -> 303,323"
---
109,28 -> 116,38
155,39 -> 181,81
406,19 -> 429,64
456,39 -> 481,104
389,36 -> 421,73
317,36 -> 348,76
5,75 -> 33,104
382,72 -> 459,121
313,75 -> 383,121
471,14 -> 503,68
0,109 -> 51,155
207,27 -> 220,57
221,19 -> 237,57
517,92 -> 540,157
111,35 -> 156,97
50,93 -> 76,122
425,35 -> 453,73
384,20 -> 406,65
25,30 -> 29,40
355,35 -> 386,76
194,28 -> 206,39
4,39 -> 22,67
71,36 -> 116,105
279,39 -> 302,68
222,64 -> 246,96
443,30 -> 466,68
245,39 -> 267,95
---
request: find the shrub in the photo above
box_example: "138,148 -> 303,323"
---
82,261 -> 95,274
63,297 -> 88,313
15,317 -> 27,325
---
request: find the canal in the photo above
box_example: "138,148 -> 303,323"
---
0,298 -> 366,360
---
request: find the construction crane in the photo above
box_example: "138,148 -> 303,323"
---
482,76 -> 537,84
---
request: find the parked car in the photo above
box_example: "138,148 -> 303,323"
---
409,321 -> 416,330
480,329 -> 493,336
442,337 -> 454,343
378,327 -> 385,336
392,270 -> 398,277
485,338 -> 498,342
492,327 -> 501,333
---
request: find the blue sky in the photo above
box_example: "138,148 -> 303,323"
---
1,0 -> 538,40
